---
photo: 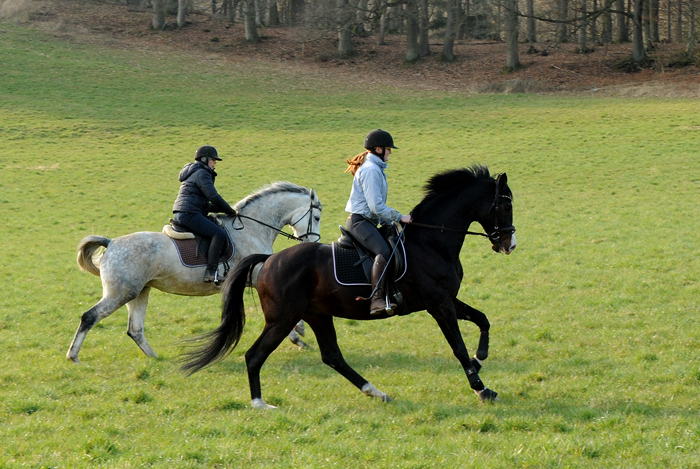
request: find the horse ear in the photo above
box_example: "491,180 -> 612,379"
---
310,188 -> 317,200
497,173 -> 508,190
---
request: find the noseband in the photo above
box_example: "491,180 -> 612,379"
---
411,181 -> 515,242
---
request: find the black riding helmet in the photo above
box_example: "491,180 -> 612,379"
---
364,129 -> 398,151
194,145 -> 222,162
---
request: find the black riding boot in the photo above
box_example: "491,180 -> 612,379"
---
203,235 -> 225,284
369,254 -> 396,315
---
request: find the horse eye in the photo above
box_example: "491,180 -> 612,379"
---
314,216 -> 320,222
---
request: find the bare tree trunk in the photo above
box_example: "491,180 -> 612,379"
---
441,0 -> 457,61
406,0 -> 420,62
650,0 -> 659,41
378,7 -> 388,45
526,0 -> 536,42
602,6 -> 613,42
269,0 -> 279,25
557,0 -> 569,42
676,0 -> 684,43
578,0 -> 588,52
642,0 -> 651,47
177,0 -> 187,27
419,0 -> 431,56
153,0 -> 166,29
616,0 -> 629,41
632,0 -> 646,62
666,0 -> 672,41
690,0 -> 697,43
245,0 -> 260,41
504,0 -> 520,69
338,0 -> 354,57
590,0 -> 598,43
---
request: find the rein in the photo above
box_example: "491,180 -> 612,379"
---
410,178 -> 515,242
408,221 -> 491,238
233,197 -> 321,243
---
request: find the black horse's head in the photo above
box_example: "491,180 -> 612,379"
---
480,173 -> 516,255
414,166 -> 516,255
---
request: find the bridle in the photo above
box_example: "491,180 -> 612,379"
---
234,196 -> 322,243
289,198 -> 322,242
410,180 -> 515,243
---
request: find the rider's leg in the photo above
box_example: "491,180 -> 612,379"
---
346,215 -> 394,314
204,234 -> 225,283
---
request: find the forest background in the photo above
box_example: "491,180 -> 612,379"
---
1,0 -> 700,468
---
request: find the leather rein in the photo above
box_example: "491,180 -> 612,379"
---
410,182 -> 515,243
234,198 -> 322,243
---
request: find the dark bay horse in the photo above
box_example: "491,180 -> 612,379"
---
182,166 -> 516,409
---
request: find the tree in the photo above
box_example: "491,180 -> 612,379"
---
245,0 -> 260,41
441,0 -> 458,61
577,0 -> 588,53
419,0 -> 431,56
557,0 -> 569,41
153,0 -> 166,30
616,0 -> 629,41
632,0 -> 645,62
406,0 -> 421,62
177,0 -> 188,27
504,0 -> 520,69
526,0 -> 536,42
338,0 -> 354,57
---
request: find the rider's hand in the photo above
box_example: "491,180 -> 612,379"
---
400,214 -> 412,224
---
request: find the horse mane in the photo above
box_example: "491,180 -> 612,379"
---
412,165 -> 493,216
234,181 -> 311,211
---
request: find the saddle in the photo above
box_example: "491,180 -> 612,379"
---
163,218 -> 234,269
332,224 -> 408,315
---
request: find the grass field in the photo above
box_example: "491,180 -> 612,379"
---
1,19 -> 700,468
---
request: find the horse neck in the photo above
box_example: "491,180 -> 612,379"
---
408,183 -> 491,259
234,191 -> 308,231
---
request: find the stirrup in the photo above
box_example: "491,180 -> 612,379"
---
203,268 -> 217,283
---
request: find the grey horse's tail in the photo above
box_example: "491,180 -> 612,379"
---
76,235 -> 111,276
181,253 -> 272,376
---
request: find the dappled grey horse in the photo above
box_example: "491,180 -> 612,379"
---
67,182 -> 322,363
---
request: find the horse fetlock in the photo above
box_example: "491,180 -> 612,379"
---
361,383 -> 391,402
251,398 -> 277,410
466,369 -> 485,391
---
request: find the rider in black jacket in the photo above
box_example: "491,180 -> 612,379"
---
173,145 -> 236,283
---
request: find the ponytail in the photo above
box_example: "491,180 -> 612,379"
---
345,150 -> 370,176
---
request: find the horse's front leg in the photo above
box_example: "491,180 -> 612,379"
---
454,299 -> 490,364
428,301 -> 498,402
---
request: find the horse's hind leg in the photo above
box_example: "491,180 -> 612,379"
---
67,296 -> 127,363
245,316 -> 302,410
305,314 -> 391,402
126,287 -> 157,357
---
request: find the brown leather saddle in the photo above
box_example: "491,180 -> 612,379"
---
163,218 -> 234,268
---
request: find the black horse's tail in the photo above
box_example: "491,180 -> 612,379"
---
181,253 -> 272,375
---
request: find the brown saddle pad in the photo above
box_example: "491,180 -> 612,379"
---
170,235 -> 234,268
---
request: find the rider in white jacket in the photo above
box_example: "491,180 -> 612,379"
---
345,130 -> 412,315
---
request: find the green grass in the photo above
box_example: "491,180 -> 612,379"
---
2,19 -> 700,468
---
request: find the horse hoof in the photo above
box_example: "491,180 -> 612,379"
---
251,398 -> 277,410
476,388 -> 499,402
67,355 -> 81,364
